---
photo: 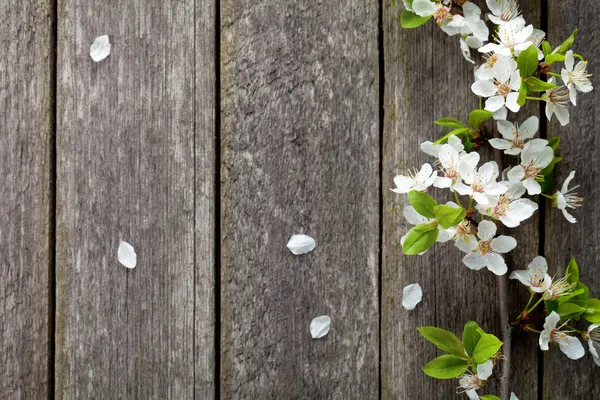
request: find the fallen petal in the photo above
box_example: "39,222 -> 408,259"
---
310,315 -> 331,339
286,234 -> 316,255
90,35 -> 111,62
118,241 -> 136,269
402,283 -> 423,310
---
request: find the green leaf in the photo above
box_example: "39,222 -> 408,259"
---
542,40 -> 552,56
524,76 -> 557,92
402,222 -> 439,255
433,205 -> 466,229
472,333 -> 503,364
433,128 -> 472,145
572,52 -> 585,61
584,298 -> 600,323
408,190 -> 438,219
468,109 -> 493,130
517,45 -> 540,76
400,10 -> 431,28
574,281 -> 589,301
557,288 -> 585,304
517,81 -> 528,107
422,355 -> 469,379
481,396 -> 502,400
540,156 -> 562,177
548,136 -> 560,151
557,302 -> 587,319
553,28 -> 578,55
544,53 -> 566,65
434,117 -> 465,129
566,257 -> 579,283
545,299 -> 559,314
462,321 -> 482,356
463,135 -> 476,152
418,326 -> 467,359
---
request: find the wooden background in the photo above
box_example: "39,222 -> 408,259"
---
0,0 -> 597,398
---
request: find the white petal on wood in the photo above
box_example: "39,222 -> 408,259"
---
402,283 -> 423,310
118,241 -> 136,269
90,35 -> 111,62
310,315 -> 331,339
286,234 -> 316,255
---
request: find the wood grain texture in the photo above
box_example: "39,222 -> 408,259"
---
0,0 -> 54,397
382,1 -> 540,398
55,1 -> 214,398
220,0 -> 380,398
544,1 -> 600,398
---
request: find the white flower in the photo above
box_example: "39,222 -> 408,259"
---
434,143 -> 480,190
561,50 -> 593,106
476,182 -> 538,227
456,220 -> 516,275
478,19 -> 534,57
400,206 -> 454,253
539,311 -> 585,360
476,53 -> 500,80
489,116 -> 539,155
543,276 -> 576,300
543,77 -> 570,126
507,139 -> 554,195
421,134 -> 464,157
392,163 -> 437,193
485,0 -> 523,26
458,360 -> 494,400
554,171 -> 582,224
454,161 -> 507,204
412,0 -> 451,23
450,219 -> 478,250
509,255 -> 552,293
454,2 -> 489,43
586,324 -> 600,367
471,57 -> 521,114
402,283 -> 423,310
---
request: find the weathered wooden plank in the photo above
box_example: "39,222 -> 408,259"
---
544,1 -> 600,398
55,1 -> 214,398
0,0 -> 54,397
382,1 -> 540,398
220,0 -> 380,397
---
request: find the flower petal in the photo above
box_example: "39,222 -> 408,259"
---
559,335 -> 585,360
463,253 -> 487,270
90,35 -> 111,62
472,80 -> 498,97
402,283 -> 423,310
478,220 -> 497,241
491,235 -> 517,253
392,175 -> 415,193
485,252 -> 508,275
310,315 -> 331,339
412,0 -> 437,17
118,241 -> 137,269
287,234 -> 316,255
519,116 -> 539,139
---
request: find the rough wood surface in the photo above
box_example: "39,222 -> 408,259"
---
544,1 -> 600,398
382,1 -> 540,398
0,1 -> 54,397
220,0 -> 380,397
55,1 -> 215,398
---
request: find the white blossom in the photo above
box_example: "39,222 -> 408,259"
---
539,311 -> 585,360
561,50 -> 593,106
421,134 -> 464,157
476,182 -> 538,227
458,360 -> 494,400
485,0 -> 523,26
489,116 -> 539,155
543,77 -> 570,126
509,255 -> 552,293
507,139 -> 553,195
478,18 -> 534,57
392,163 -> 437,193
456,220 -> 516,275
471,57 -> 521,114
586,324 -> 600,367
454,161 -> 508,205
433,142 -> 480,190
554,170 -> 582,224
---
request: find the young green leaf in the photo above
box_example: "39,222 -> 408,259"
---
433,127 -> 472,145
434,117 -> 465,129
417,326 -> 467,359
573,281 -> 589,301
557,288 -> 585,304
542,40 -> 552,56
400,10 -> 431,28
553,28 -> 578,55
402,222 -> 439,255
468,109 -> 493,130
463,134 -> 476,152
472,333 -> 503,364
462,321 -> 482,356
408,190 -> 438,219
517,45 -> 540,76
545,299 -> 559,314
566,257 -> 579,284
422,355 -> 469,379
433,205 -> 466,229
524,76 -> 557,92
544,53 -> 566,65
481,396 -> 502,400
584,298 -> 600,323
517,81 -> 528,107
548,136 -> 560,151
557,302 -> 587,319
540,155 -> 562,177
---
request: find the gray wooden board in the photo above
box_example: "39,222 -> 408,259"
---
0,0 -> 54,397
55,1 -> 215,398
220,0 -> 380,398
545,1 -> 600,398
382,1 -> 540,398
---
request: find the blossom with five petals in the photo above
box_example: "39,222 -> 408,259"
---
543,77 -> 570,126
478,18 -> 533,57
489,116 -> 539,155
476,182 -> 538,227
471,57 -> 522,114
455,161 -> 508,204
458,360 -> 493,400
507,139 -> 554,195
561,50 -> 593,106
539,311 -> 585,360
433,143 -> 480,190
485,0 -> 523,26
392,163 -> 437,193
553,170 -> 582,224
509,255 -> 552,293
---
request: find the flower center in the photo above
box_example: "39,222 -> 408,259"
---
524,164 -> 542,179
433,5 -> 451,23
455,221 -> 472,239
530,269 -> 546,288
477,240 -> 491,255
544,277 -> 575,300
548,86 -> 570,106
496,81 -> 512,97
492,195 -> 511,217
550,329 -> 570,344
498,0 -> 521,22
